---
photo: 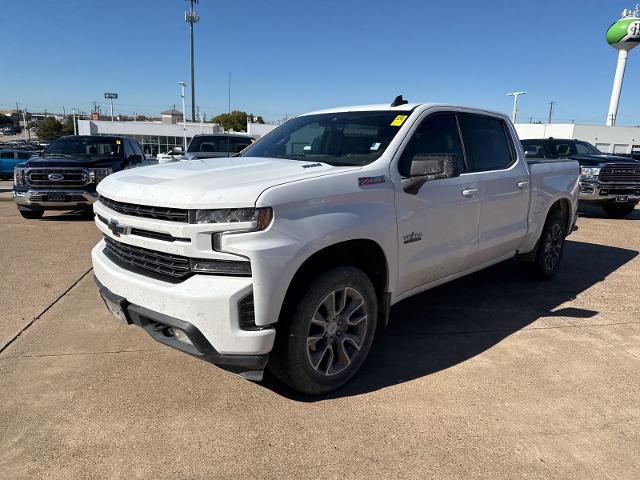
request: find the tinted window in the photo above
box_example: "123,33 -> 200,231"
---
459,114 -> 514,171
188,135 -> 253,154
521,140 -> 548,158
398,113 -> 465,177
241,111 -> 412,166
124,140 -> 135,157
0,151 -> 14,159
17,152 -> 32,160
44,136 -> 122,157
132,141 -> 144,158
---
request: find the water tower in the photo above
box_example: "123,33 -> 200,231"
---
605,6 -> 640,125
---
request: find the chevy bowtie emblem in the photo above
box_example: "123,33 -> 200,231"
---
48,173 -> 64,181
108,219 -> 130,237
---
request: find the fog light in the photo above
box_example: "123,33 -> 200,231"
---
172,328 -> 193,346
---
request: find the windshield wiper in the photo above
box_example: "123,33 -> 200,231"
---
42,153 -> 74,158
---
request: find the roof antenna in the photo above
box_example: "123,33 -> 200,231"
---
390,95 -> 409,107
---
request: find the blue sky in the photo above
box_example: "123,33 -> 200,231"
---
1,0 -> 638,125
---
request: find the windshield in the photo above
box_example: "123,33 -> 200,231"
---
187,135 -> 253,154
44,137 -> 122,157
549,140 -> 602,157
240,111 -> 412,166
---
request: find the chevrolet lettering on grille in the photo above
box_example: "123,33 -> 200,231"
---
108,219 -> 131,237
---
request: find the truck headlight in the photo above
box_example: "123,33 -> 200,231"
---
89,168 -> 113,184
580,167 -> 600,180
190,207 -> 273,230
14,167 -> 25,186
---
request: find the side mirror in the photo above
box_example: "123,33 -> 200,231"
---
404,154 -> 459,194
170,146 -> 184,155
127,154 -> 142,163
524,150 -> 536,158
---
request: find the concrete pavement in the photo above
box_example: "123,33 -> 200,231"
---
0,203 -> 638,479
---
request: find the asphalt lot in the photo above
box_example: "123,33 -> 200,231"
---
1,184 -> 639,479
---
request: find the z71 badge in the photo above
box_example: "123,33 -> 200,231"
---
403,232 -> 423,244
358,175 -> 386,187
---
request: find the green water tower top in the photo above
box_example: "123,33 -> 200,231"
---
606,6 -> 640,50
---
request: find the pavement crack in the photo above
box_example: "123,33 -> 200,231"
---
0,267 -> 94,355
0,348 -> 165,360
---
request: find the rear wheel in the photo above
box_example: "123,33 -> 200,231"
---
18,207 -> 44,219
529,211 -> 566,280
602,203 -> 636,218
268,266 -> 377,395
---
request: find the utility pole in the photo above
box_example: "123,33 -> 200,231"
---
178,81 -> 187,148
506,92 -> 527,123
185,0 -> 199,122
548,101 -> 555,124
72,108 -> 78,135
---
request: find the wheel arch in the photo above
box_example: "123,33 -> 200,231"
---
278,238 -> 390,327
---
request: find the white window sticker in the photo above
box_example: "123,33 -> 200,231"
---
303,145 -> 312,151
370,142 -> 381,151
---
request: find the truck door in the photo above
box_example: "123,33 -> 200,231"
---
457,113 -> 530,265
393,111 -> 481,295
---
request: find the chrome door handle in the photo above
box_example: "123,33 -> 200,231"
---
517,181 -> 529,189
461,188 -> 479,198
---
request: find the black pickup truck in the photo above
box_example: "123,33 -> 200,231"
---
13,135 -> 145,219
521,138 -> 640,218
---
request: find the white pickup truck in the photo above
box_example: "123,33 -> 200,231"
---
92,99 -> 579,394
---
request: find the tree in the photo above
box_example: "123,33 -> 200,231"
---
61,115 -> 76,136
35,117 -> 63,142
211,111 -> 264,132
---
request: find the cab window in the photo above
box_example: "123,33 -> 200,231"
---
458,114 -> 514,171
398,113 -> 465,177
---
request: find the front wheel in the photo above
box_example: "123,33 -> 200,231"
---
18,207 -> 44,219
529,211 -> 566,280
268,266 -> 378,395
602,203 -> 636,218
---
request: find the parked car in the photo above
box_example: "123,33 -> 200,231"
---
13,135 -> 146,219
92,100 -> 579,394
521,138 -> 640,218
157,133 -> 255,164
0,149 -> 35,180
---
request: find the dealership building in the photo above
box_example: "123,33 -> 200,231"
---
78,109 -> 278,156
515,123 -> 640,156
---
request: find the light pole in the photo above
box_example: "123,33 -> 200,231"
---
506,91 -> 527,123
548,101 -> 555,124
185,0 -> 199,122
72,108 -> 78,135
178,81 -> 187,148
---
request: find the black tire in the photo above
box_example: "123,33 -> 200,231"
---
18,207 -> 44,219
529,211 -> 566,280
268,266 -> 378,395
602,204 -> 636,218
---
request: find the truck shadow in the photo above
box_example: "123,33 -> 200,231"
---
262,240 -> 638,401
578,203 -> 640,220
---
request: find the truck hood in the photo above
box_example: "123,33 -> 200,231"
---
24,155 -> 120,168
97,156 -> 356,209
569,154 -> 640,168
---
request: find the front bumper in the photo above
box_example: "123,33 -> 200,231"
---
13,189 -> 97,208
578,181 -> 640,203
92,241 -> 276,375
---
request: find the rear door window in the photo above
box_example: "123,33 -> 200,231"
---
459,114 -> 515,171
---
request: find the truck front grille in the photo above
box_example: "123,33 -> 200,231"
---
599,166 -> 640,183
26,168 -> 90,187
100,196 -> 189,223
103,236 -> 191,282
